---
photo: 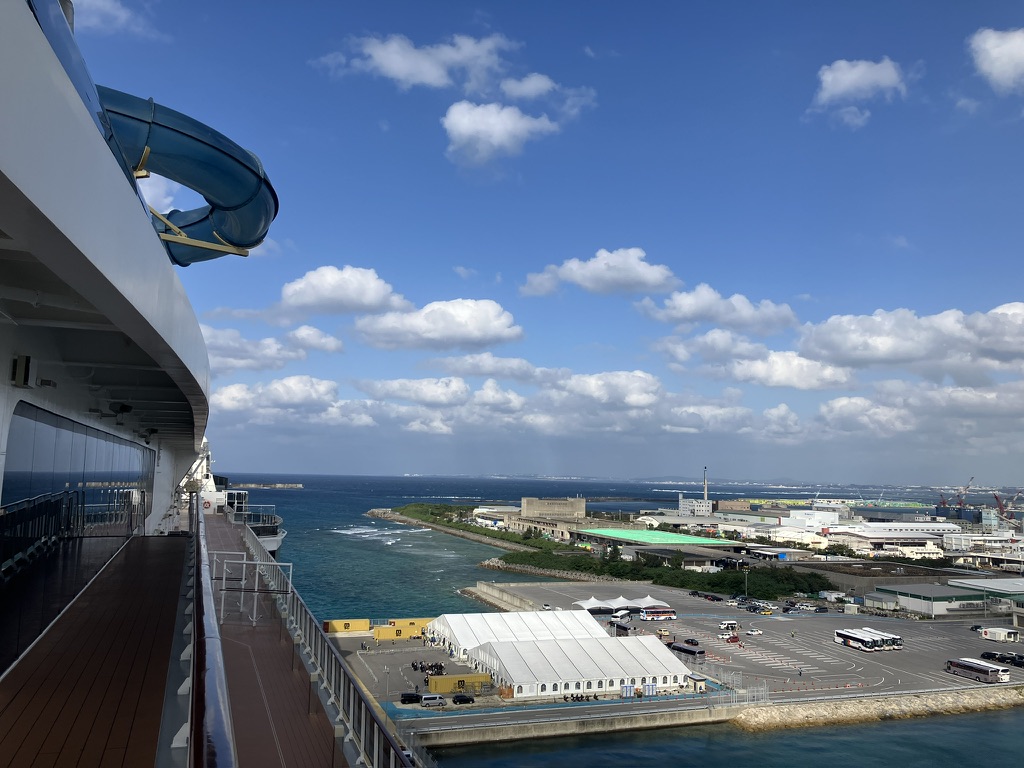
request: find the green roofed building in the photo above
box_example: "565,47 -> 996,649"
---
576,529 -> 732,547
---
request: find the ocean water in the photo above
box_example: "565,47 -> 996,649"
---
232,474 -> 1022,766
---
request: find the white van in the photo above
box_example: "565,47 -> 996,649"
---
719,620 -> 738,631
420,694 -> 446,707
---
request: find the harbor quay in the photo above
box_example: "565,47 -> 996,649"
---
326,580 -> 1024,748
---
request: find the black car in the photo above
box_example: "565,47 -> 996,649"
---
969,625 -> 983,632
400,692 -> 422,704
452,693 -> 475,704
684,638 -> 699,646
996,653 -> 1015,664
747,605 -> 759,613
814,606 -> 829,613
980,651 -> 999,660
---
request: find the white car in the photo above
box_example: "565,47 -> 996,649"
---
745,628 -> 763,636
725,600 -> 739,606
717,632 -> 735,640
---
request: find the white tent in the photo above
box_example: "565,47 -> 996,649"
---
426,610 -> 608,657
635,595 -> 670,609
469,634 -> 692,699
571,596 -> 609,611
605,596 -> 644,611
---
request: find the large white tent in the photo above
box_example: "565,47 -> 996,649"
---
425,610 -> 693,700
469,634 -> 692,699
571,595 -> 670,612
426,610 -> 608,657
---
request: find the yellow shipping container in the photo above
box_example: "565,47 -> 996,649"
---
323,618 -> 371,633
426,673 -> 491,694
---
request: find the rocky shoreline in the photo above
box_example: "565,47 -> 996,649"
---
734,686 -> 1024,730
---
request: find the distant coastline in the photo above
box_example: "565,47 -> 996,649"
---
231,482 -> 304,489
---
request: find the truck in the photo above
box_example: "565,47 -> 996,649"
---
981,627 -> 1020,643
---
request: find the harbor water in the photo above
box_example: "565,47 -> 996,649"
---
232,474 -> 1021,766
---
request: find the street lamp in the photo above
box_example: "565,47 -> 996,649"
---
384,665 -> 390,697
743,567 -> 749,598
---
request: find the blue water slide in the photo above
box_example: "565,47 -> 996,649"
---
96,85 -> 279,266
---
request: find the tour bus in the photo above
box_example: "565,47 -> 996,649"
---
833,628 -> 880,652
945,657 -> 1010,683
670,642 -> 706,660
639,607 -> 677,621
611,609 -> 631,622
611,621 -> 632,637
861,627 -> 904,650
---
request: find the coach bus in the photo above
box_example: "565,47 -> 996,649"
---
670,642 -> 706,660
833,628 -> 880,652
639,607 -> 677,621
945,657 -> 1010,683
861,626 -> 904,650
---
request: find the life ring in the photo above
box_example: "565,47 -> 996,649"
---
203,500 -> 211,509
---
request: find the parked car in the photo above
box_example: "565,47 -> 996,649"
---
758,608 -> 773,615
452,693 -> 475,704
725,635 -> 740,643
400,692 -> 422,704
746,606 -> 760,613
745,629 -> 763,636
814,607 -> 829,613
542,603 -> 552,610
718,632 -> 735,640
970,624 -> 983,632
684,638 -> 699,646
980,651 -> 999,660
726,600 -> 739,606
420,694 -> 446,707
997,653 -> 1016,664
689,590 -> 701,597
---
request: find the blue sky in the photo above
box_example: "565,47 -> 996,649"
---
73,1 -> 1024,486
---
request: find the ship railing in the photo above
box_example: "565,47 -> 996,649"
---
239,524 -> 412,768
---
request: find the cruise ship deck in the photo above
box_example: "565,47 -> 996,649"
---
0,514 -> 343,768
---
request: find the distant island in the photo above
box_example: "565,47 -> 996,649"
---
230,482 -> 304,489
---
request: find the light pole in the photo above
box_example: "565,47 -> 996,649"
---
384,665 -> 390,697
743,567 -> 749,598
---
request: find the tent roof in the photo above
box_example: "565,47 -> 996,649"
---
471,634 -> 691,686
427,610 -> 608,650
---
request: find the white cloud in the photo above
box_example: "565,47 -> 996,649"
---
432,352 -> 567,383
969,28 -> 1024,94
661,329 -> 768,364
561,371 -> 661,408
809,57 -> 906,128
136,175 -> 181,213
279,266 -> 410,315
472,379 -> 526,411
210,376 -> 339,422
501,73 -> 557,99
286,325 -> 343,352
813,57 -> 907,106
75,0 -> 164,38
356,298 -> 523,349
521,247 -> 677,296
358,377 -> 471,406
762,404 -> 803,440
326,33 -> 518,94
442,101 -> 558,164
798,304 -> 1024,385
201,325 -> 307,375
666,404 -> 753,434
818,396 -> 916,435
729,351 -> 854,390
638,283 -> 797,334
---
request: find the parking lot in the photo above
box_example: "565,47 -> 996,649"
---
495,581 -> 1022,698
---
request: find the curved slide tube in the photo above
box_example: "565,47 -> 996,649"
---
97,85 -> 279,266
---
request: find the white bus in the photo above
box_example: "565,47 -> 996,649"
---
861,626 -> 903,650
639,607 -> 677,621
945,657 -> 1010,683
610,609 -> 631,622
833,628 -> 880,652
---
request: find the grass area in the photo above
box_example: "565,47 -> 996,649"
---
394,503 -> 837,599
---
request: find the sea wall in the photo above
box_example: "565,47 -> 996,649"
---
366,509 -> 533,552
734,687 -> 1024,731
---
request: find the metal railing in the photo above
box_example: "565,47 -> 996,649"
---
238,524 -> 413,768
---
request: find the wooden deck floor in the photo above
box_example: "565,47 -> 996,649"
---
0,516 -> 343,768
203,512 -> 342,768
0,536 -> 186,768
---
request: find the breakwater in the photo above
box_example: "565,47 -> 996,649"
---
735,686 -> 1024,730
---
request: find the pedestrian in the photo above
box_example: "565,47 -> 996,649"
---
799,669 -> 803,677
